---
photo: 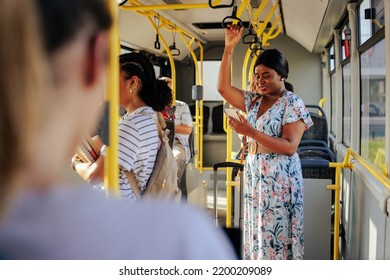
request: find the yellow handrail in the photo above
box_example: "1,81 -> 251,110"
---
243,0 -> 281,88
328,147 -> 390,260
178,31 -> 205,172
104,0 -> 120,198
124,2 -> 206,171
262,16 -> 282,41
319,97 -> 326,108
121,0 -> 223,11
241,0 -> 269,89
147,16 -> 176,101
121,0 -> 211,42
347,149 -> 390,188
318,97 -> 326,116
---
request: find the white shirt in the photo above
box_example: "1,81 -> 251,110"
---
174,100 -> 193,163
0,186 -> 237,260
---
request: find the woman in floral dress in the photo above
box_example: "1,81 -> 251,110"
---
218,25 -> 313,260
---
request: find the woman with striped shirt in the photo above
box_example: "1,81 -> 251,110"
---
73,52 -> 172,201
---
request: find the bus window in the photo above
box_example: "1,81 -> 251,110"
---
360,39 -> 385,168
329,44 -> 336,137
199,60 -> 223,101
342,63 -> 351,147
358,0 -> 384,46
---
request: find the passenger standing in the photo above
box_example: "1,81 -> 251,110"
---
159,77 -> 193,191
72,52 -> 173,201
218,24 -> 313,260
0,0 -> 236,260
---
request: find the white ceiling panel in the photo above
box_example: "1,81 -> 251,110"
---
282,0 -> 329,52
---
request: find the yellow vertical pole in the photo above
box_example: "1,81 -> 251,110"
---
333,165 -> 341,260
225,0 -> 248,228
243,50 -> 253,89
225,117 -> 233,228
328,161 -> 344,260
336,149 -> 352,260
179,33 -> 204,173
105,0 -> 119,198
195,100 -> 200,169
197,41 -> 204,173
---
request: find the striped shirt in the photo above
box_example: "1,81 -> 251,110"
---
103,106 -> 159,201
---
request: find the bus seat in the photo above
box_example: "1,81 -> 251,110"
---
299,139 -> 328,148
302,105 -> 329,145
211,104 -> 225,134
299,147 -> 336,184
297,146 -> 336,162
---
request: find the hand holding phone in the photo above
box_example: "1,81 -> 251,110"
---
224,108 -> 241,121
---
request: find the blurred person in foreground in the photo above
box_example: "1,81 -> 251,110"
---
0,0 -> 236,260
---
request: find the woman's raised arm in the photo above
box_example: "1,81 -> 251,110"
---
217,25 -> 246,112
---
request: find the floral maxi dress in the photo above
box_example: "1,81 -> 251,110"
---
243,91 -> 313,260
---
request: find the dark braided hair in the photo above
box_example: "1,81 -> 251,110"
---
120,53 -> 172,112
254,49 -> 294,92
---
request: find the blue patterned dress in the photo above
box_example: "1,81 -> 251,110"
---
243,91 -> 313,260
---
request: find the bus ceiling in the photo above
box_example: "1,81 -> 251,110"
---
118,0 -> 351,56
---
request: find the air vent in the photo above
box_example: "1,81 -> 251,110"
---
192,21 -> 271,29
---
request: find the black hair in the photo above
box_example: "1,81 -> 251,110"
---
120,53 -> 172,112
254,49 -> 294,92
36,0 -> 112,54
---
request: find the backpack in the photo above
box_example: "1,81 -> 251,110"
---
125,113 -> 181,203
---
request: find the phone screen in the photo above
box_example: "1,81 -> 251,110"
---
224,108 -> 241,121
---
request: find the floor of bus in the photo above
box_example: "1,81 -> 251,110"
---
186,169 -> 229,227
195,169 -> 337,260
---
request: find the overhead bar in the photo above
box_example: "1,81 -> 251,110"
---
121,0 -> 223,11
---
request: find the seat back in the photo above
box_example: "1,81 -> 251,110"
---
211,104 -> 225,134
189,104 -> 210,134
301,105 -> 329,145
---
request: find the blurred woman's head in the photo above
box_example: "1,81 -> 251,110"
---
0,0 -> 47,215
119,53 -> 172,112
30,0 -> 111,185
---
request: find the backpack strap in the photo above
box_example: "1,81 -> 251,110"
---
125,171 -> 142,199
124,110 -> 162,199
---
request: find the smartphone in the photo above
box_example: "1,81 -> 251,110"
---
224,108 -> 241,121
